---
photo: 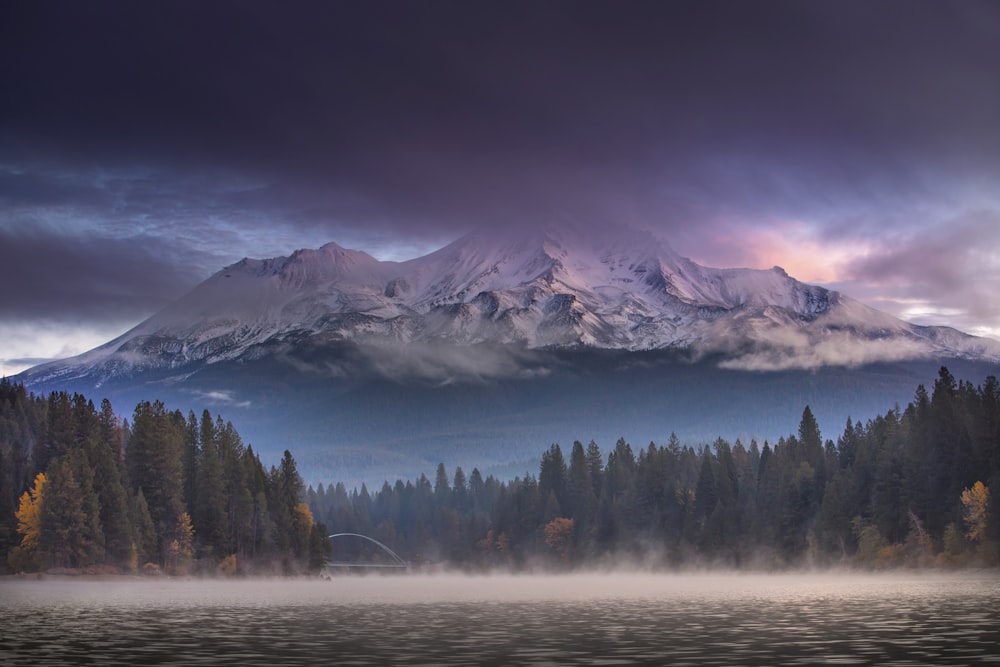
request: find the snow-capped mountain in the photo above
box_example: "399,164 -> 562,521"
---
18,224 -> 1000,387
16,224 -> 1000,483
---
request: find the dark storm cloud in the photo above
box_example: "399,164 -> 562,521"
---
0,228 -> 202,321
0,169 -> 114,208
4,0 -> 999,236
2,0 -> 1000,364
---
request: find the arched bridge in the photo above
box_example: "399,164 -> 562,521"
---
326,533 -> 409,570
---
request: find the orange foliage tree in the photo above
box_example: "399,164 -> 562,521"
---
544,517 -> 574,562
960,481 -> 989,543
15,472 -> 47,553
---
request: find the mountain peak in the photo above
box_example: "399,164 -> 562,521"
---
281,242 -> 383,285
16,225 -> 1000,386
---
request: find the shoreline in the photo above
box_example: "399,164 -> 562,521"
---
3,566 -> 997,584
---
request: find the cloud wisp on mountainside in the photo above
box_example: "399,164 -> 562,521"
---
14,225 -> 1000,391
12,225 -> 1000,484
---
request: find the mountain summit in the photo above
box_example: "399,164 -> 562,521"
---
19,224 -> 1000,388
16,224 -> 1000,482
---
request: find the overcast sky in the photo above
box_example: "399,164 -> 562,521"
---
2,0 -> 1000,376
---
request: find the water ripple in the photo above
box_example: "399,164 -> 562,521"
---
1,573 -> 998,665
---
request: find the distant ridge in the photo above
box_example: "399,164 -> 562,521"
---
17,223 -> 1000,388
15,224 -> 1000,483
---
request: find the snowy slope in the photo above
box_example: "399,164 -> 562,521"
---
18,224 -> 1000,386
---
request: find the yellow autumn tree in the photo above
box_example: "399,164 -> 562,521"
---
294,502 -> 314,530
217,553 -> 238,576
476,529 -> 511,567
9,472 -> 47,571
15,472 -> 47,552
961,481 -> 989,543
167,512 -> 195,574
176,512 -> 194,559
544,517 -> 574,562
293,502 -> 314,559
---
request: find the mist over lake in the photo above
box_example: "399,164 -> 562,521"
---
3,572 -> 998,666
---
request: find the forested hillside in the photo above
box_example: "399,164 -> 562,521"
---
3,367 -> 998,574
0,380 -> 328,574
309,367 -> 999,569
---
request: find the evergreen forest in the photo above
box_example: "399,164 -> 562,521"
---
310,367 -> 998,570
2,367 -> 998,574
0,380 -> 329,574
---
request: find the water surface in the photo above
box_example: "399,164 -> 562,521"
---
1,572 -> 998,665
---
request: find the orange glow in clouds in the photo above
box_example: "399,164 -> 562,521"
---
734,221 -> 870,284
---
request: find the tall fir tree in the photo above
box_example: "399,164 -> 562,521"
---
126,401 -> 185,560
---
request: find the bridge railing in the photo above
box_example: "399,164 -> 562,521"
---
325,532 -> 409,570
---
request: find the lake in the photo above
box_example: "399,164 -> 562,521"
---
1,572 -> 998,665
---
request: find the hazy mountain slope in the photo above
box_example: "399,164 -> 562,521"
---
17,343 -> 1000,485
15,225 -> 1000,483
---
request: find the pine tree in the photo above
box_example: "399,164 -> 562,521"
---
469,468 -> 485,512
567,441 -> 596,526
694,450 -> 717,526
97,398 -> 123,460
195,410 -> 226,555
66,448 -> 106,566
452,466 -> 468,510
585,440 -> 604,498
434,462 -> 450,498
219,420 -> 253,556
308,521 -> 331,572
35,392 -> 73,474
799,406 -> 827,498
127,401 -> 185,559
131,488 -> 157,567
182,411 -> 199,516
270,450 -> 307,565
88,437 -> 132,565
242,445 -> 271,560
538,444 -> 567,512
39,458 -> 92,568
0,443 -> 14,558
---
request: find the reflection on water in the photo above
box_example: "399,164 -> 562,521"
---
1,573 -> 998,666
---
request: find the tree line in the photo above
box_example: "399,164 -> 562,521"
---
0,380 -> 329,574
308,367 -> 998,569
3,367 -> 997,574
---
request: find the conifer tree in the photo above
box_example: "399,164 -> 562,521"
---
195,410 -> 226,555
538,444 -> 567,512
127,401 -> 185,557
182,411 -> 199,516
35,391 -> 73,474
39,458 -> 97,568
567,440 -> 596,526
308,521 -> 331,571
694,450 -> 717,526
469,468 -> 485,512
585,440 -> 603,498
131,488 -> 157,566
434,462 -> 450,498
270,450 -> 306,562
67,448 -> 106,565
88,437 -> 132,564
452,466 -> 468,510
